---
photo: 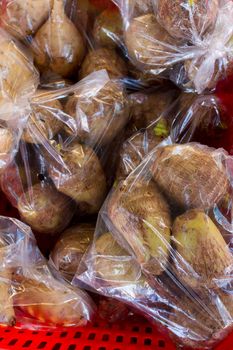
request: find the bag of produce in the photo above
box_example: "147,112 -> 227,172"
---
115,0 -> 233,93
0,216 -> 94,327
75,139 -> 233,348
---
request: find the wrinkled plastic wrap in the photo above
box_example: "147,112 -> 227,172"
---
75,140 -> 233,348
1,70 -> 129,234
115,0 -> 233,93
0,216 -> 94,328
0,29 -> 39,171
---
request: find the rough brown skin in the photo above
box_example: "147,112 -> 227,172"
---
169,290 -> 233,349
22,91 -> 64,144
0,128 -> 15,169
131,0 -> 153,15
92,8 -> 123,48
18,183 -> 75,235
1,0 -> 53,39
156,0 -> 219,40
0,38 -> 38,104
79,48 -> 128,80
48,143 -> 107,215
172,209 -> 233,290
151,144 -> 229,210
108,179 -> 171,274
125,14 -> 176,74
13,277 -> 90,326
33,0 -> 85,78
94,232 -> 139,282
65,81 -> 129,147
51,223 -> 95,280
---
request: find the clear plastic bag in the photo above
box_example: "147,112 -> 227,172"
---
115,0 -> 233,93
75,140 -> 233,348
0,215 -> 94,328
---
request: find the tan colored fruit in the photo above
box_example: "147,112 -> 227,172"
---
151,144 -> 229,210
172,209 -> 233,289
13,276 -> 90,326
169,290 -> 233,349
33,0 -> 85,78
125,14 -> 176,74
22,90 -> 64,144
108,179 -> 171,274
92,8 -> 123,48
48,143 -> 107,215
1,0 -> 53,39
51,223 -> 95,280
156,0 -> 219,40
18,183 -> 75,235
0,36 -> 38,104
94,232 -> 139,282
79,48 -> 128,80
65,81 -> 129,147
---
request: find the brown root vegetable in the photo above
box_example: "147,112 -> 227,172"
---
151,144 -> 229,210
51,223 -> 95,280
116,125 -> 168,180
79,48 -> 128,80
92,7 -> 123,48
0,36 -> 38,103
169,290 -> 233,349
1,0 -> 53,39
172,209 -> 233,290
156,0 -> 219,40
33,0 -> 85,78
18,183 -> 75,235
22,91 -> 64,144
94,232 -> 139,282
0,128 -> 15,169
65,81 -> 129,147
48,143 -> 107,215
108,180 -> 171,274
125,14 -> 176,74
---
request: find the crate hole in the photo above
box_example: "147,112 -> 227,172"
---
132,326 -> 139,332
52,344 -> 61,350
158,339 -> 165,348
18,331 -> 24,334
92,323 -> 99,328
68,345 -> 76,350
0,338 -> 3,342
83,347 -> 91,350
102,334 -> 109,341
60,332 -> 68,338
23,340 -> 32,348
144,338 -> 152,346
32,331 -> 38,335
88,333 -> 96,340
46,332 -> 53,336
37,342 -> 47,349
130,337 -> 137,344
145,327 -> 152,334
4,329 -> 10,332
116,336 -> 123,343
74,331 -> 82,339
99,348 -> 106,350
8,339 -> 18,346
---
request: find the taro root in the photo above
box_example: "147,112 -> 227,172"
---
33,0 -> 85,78
131,0 -> 153,15
51,223 -> 95,280
65,81 -> 129,147
172,209 -> 233,290
108,180 -> 171,274
0,36 -> 38,103
116,124 -> 169,180
151,144 -> 229,210
94,232 -> 139,282
22,91 -> 64,144
18,183 -> 75,235
156,0 -> 219,40
169,290 -> 233,349
125,14 -> 176,75
92,7 -> 123,48
48,143 -> 107,215
0,128 -> 15,169
1,0 -> 53,39
79,48 -> 128,80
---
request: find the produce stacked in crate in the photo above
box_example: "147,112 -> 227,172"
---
1,0 -> 233,348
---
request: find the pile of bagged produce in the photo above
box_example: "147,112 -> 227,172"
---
1,0 -> 233,348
